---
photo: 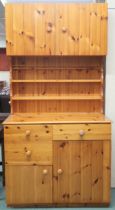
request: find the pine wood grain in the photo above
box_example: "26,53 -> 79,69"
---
53,123 -> 111,141
4,125 -> 52,164
5,3 -> 108,55
6,164 -> 52,205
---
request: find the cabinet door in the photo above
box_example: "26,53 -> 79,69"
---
5,164 -> 52,205
5,3 -> 108,56
53,140 -> 110,204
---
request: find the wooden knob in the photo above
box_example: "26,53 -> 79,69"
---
26,130 -> 31,137
57,169 -> 63,175
79,130 -> 85,136
9,101 -> 11,105
62,27 -> 67,33
43,169 -> 48,175
47,26 -> 52,33
26,150 -> 31,157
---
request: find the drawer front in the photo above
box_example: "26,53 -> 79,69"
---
53,124 -> 111,141
4,125 -> 52,164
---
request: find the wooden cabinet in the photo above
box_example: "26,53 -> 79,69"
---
4,2 -> 111,207
5,3 -> 108,56
4,118 -> 111,206
53,140 -> 111,204
6,164 -> 52,205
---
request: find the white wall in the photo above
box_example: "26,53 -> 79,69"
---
0,71 -> 10,86
106,0 -> 115,187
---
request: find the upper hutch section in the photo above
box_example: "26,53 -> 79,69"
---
5,3 -> 108,56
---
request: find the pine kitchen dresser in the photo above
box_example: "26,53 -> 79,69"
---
3,2 -> 111,207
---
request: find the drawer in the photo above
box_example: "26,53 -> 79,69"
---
53,123 -> 111,141
4,125 -> 52,164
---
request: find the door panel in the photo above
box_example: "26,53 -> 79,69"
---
92,141 -> 103,202
53,141 -> 69,203
5,164 -> 52,205
12,4 -> 24,55
55,4 -> 68,55
69,142 -> 81,203
81,142 -> 92,202
53,140 -> 110,204
23,4 -> 35,55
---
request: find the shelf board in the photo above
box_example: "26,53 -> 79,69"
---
12,66 -> 100,71
12,95 -> 102,101
12,79 -> 102,83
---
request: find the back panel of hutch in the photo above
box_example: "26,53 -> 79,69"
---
3,3 -> 111,207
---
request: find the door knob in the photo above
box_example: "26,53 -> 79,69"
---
43,169 -> 48,175
57,169 -> 63,175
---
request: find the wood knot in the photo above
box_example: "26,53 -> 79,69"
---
46,130 -> 49,133
93,178 -> 98,185
71,35 -> 76,41
17,126 -> 20,129
48,22 -> 53,27
60,142 -> 66,148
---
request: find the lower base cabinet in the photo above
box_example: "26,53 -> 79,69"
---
5,165 -> 52,205
5,140 -> 111,206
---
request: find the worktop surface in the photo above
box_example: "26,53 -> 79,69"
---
3,113 -> 111,125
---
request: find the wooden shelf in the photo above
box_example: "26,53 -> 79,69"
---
12,79 -> 102,83
12,95 -> 102,101
10,57 -> 104,113
12,66 -> 100,70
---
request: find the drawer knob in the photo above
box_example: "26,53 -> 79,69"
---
62,27 -> 67,33
43,169 -> 48,175
26,150 -> 31,157
57,169 -> 63,175
47,26 -> 52,33
26,130 -> 31,137
79,130 -> 85,136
